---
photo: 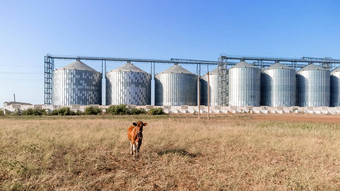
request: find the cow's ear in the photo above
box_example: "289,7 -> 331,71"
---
143,122 -> 148,126
133,122 -> 137,126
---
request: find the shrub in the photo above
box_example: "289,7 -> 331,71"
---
61,107 -> 75,116
107,105 -> 130,115
45,109 -> 52,115
84,106 -> 101,115
51,107 -> 76,116
0,109 -> 4,116
10,109 -> 22,116
51,109 -> 58,115
107,105 -> 164,115
76,110 -> 84,115
129,108 -> 146,115
22,108 -> 46,116
148,108 -> 165,115
22,108 -> 34,115
4,109 -> 11,115
35,108 -> 47,115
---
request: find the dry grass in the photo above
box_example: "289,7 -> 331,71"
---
1,115 -> 340,190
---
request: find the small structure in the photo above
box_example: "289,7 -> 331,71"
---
3,101 -> 32,113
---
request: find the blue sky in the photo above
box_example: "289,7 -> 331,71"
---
0,0 -> 339,106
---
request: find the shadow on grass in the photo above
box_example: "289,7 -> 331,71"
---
157,149 -> 200,158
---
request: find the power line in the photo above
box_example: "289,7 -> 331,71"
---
0,79 -> 41,81
0,65 -> 41,67
0,72 -> 43,74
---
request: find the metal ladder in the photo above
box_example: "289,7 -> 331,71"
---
217,58 -> 228,106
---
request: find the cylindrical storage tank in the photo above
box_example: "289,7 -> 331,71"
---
200,68 -> 219,106
53,61 -> 102,105
330,67 -> 340,106
200,77 -> 207,105
297,64 -> 330,107
261,63 -> 296,107
229,62 -> 260,106
155,64 -> 197,106
106,62 -> 151,105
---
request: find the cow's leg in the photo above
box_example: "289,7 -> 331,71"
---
130,142 -> 133,155
135,142 -> 139,158
136,140 -> 142,158
137,140 -> 142,152
132,143 -> 136,158
133,143 -> 139,158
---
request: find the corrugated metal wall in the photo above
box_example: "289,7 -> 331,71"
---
50,60 -> 340,108
53,70 -> 102,105
229,66 -> 261,106
200,73 -> 219,106
297,69 -> 330,107
330,69 -> 340,106
106,71 -> 151,105
155,73 -> 197,106
261,67 -> 296,106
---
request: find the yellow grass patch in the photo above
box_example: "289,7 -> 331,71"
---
1,115 -> 340,190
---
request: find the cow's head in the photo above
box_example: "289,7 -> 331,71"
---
133,121 -> 148,134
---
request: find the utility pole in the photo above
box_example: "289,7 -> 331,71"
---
102,61 -> 104,105
197,64 -> 201,119
207,71 -> 210,120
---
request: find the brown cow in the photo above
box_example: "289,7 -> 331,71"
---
127,121 -> 148,158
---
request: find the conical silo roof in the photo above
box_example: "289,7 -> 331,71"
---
262,63 -> 293,71
298,64 -> 327,72
267,63 -> 292,70
204,67 -> 219,75
57,61 -> 98,72
331,67 -> 340,74
231,61 -> 257,69
159,64 -> 194,74
110,62 -> 147,73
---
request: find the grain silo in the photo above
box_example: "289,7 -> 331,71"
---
330,67 -> 340,106
297,64 -> 330,107
229,62 -> 260,106
52,61 -> 102,105
155,64 -> 197,106
106,62 -> 151,105
200,67 -> 219,106
261,63 -> 296,107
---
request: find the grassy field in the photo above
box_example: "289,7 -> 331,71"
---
1,114 -> 340,190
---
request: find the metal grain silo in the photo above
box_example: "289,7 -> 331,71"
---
330,67 -> 340,106
261,63 -> 296,107
229,62 -> 260,106
106,62 -> 151,105
200,68 -> 219,106
52,61 -> 102,105
297,64 -> 330,107
155,64 -> 197,106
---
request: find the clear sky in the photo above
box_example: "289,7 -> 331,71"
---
0,0 -> 339,107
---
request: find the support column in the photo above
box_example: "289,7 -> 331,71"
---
151,62 -> 155,106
